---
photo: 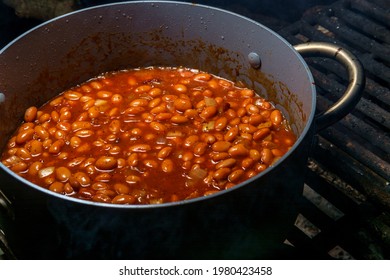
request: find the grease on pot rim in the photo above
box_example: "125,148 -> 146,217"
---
1,67 -> 296,205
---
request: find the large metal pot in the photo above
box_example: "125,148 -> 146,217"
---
0,1 -> 364,259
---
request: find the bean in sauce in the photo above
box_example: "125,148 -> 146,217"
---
1,67 -> 296,204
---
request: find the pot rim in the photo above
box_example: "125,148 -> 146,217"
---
0,0 -> 317,209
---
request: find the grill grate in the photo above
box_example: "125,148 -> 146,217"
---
0,0 -> 389,260
278,0 -> 390,259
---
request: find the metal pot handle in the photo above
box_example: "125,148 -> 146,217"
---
294,42 -> 365,131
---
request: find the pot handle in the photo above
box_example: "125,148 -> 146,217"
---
294,42 -> 365,131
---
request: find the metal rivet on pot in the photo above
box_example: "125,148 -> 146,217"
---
0,92 -> 5,104
248,52 -> 261,69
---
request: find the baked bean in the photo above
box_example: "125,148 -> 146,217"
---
154,112 -> 171,121
229,117 -> 241,126
144,133 -> 157,141
200,106 -> 217,119
148,97 -> 161,108
70,172 -> 91,188
76,143 -> 91,153
208,79 -> 219,89
56,122 -> 71,132
38,113 -> 51,123
64,91 -> 82,100
126,153 -> 138,167
92,182 -> 109,191
193,142 -> 207,156
111,93 -> 123,105
173,98 -> 192,111
228,169 -> 245,183
19,122 -> 34,132
58,152 -> 69,160
270,109 -> 283,127
239,123 -> 258,134
15,128 -> 34,145
95,156 -> 118,171
70,136 -> 82,148
48,139 -> 65,154
112,194 -> 136,204
237,107 -> 247,118
38,166 -> 55,178
248,114 -> 264,126
261,148 -> 274,165
117,158 -> 126,168
228,144 -> 249,157
173,84 -> 187,93
63,183 -> 74,195
127,76 -> 137,86
11,162 -> 28,173
193,72 -> 212,81
249,149 -> 261,161
76,112 -> 89,121
158,147 -> 172,159
150,121 -> 166,132
215,116 -> 228,131
135,85 -> 151,93
28,161 -> 43,176
59,110 -> 72,121
213,167 -> 231,180
210,152 -> 230,161
109,120 -> 121,133
182,151 -> 194,162
143,159 -> 158,168
92,193 -> 112,203
215,158 -> 236,169
161,159 -> 174,173
241,158 -> 255,170
75,129 -> 94,138
1,67 -> 296,205
149,88 -> 162,97
29,140 -> 43,156
130,98 -> 149,107
88,106 -> 100,118
97,90 -> 112,99
240,89 -> 255,98
193,156 -> 206,164
55,166 -> 71,182
114,183 -> 130,195
49,182 -> 64,193
200,133 -> 216,144
223,127 -> 239,142
212,141 -> 231,152
272,149 -> 284,157
50,96 -> 64,106
184,135 -> 199,147
171,115 -> 188,124
42,139 -> 53,150
129,144 -> 152,153
90,81 -> 103,90
184,109 -> 198,119
72,121 -> 92,131
125,175 -> 141,185
24,106 -> 38,122
246,104 -> 260,115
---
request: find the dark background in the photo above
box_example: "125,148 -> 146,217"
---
0,0 -> 336,49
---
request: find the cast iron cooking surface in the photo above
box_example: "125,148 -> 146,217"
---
0,0 -> 389,259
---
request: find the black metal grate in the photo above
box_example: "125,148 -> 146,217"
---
0,0 -> 389,260
278,0 -> 390,259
